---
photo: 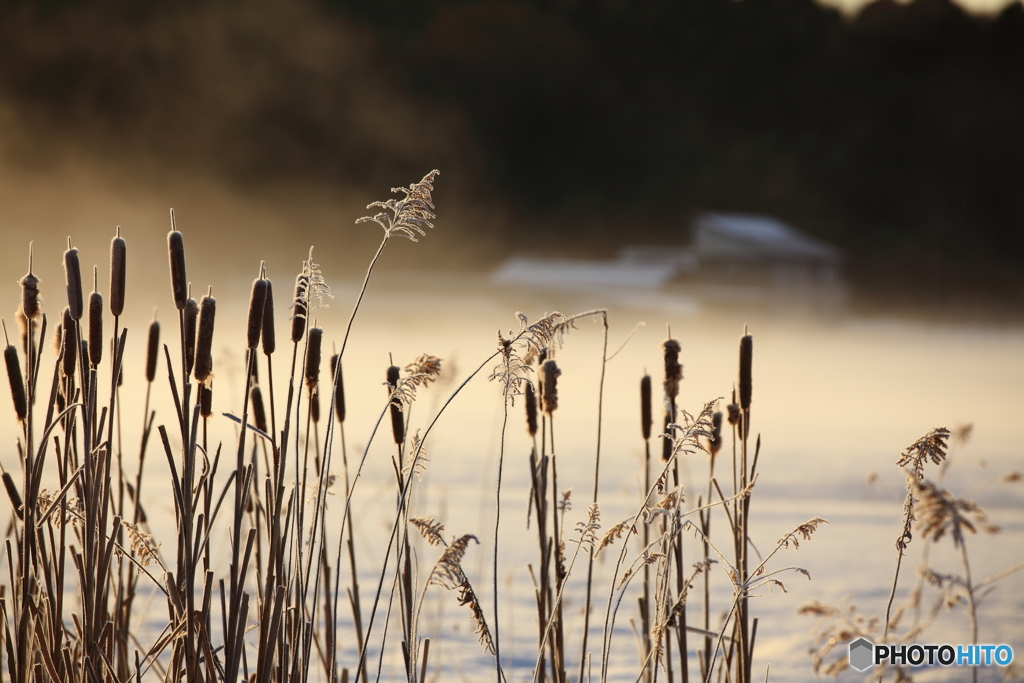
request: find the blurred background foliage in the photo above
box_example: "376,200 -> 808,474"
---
0,0 -> 1022,311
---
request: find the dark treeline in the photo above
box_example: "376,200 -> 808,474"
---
1,0 -> 1022,307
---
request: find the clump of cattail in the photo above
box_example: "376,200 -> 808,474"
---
88,267 -> 103,368
4,332 -> 27,422
2,471 -> 22,520
20,244 -> 40,321
331,354 -> 345,424
183,296 -> 198,377
524,382 -> 538,436
305,327 -> 322,394
262,279 -> 275,356
246,272 -> 268,350
541,359 -> 560,414
739,331 -> 753,410
146,314 -> 160,383
109,227 -> 126,317
251,385 -> 268,433
61,307 -> 77,378
662,338 -> 682,401
640,374 -> 652,441
168,211 -> 187,311
710,411 -> 723,457
194,291 -> 216,385
291,274 -> 308,344
387,364 -> 404,445
64,239 -> 83,321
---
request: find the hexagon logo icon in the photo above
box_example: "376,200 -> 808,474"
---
849,638 -> 874,671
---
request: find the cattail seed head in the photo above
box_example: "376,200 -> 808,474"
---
662,338 -> 682,401
251,385 -> 267,433
145,317 -> 160,383
199,382 -> 212,418
710,411 -> 723,457
310,384 -> 320,423
20,246 -> 40,320
2,472 -> 22,520
246,277 -> 268,350
524,382 -> 538,436
541,359 -> 560,414
53,320 -> 62,357
109,230 -> 126,317
183,297 -> 198,376
61,307 -> 77,378
4,345 -> 27,422
291,274 -> 308,343
739,333 -> 753,410
64,244 -> 83,321
387,365 -> 404,445
88,289 -> 103,367
261,279 -> 276,356
167,216 -> 187,310
640,374 -> 652,441
331,354 -> 345,424
662,414 -> 672,461
305,327 -> 322,392
15,308 -> 29,357
194,294 -> 216,384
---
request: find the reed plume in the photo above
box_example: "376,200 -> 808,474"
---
356,169 -> 439,242
110,227 -> 126,317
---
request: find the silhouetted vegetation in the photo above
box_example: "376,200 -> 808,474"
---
1,0 -> 1022,308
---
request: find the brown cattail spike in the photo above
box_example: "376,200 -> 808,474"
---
739,333 -> 753,410
331,354 -> 345,424
305,327 -> 322,392
524,382 -> 538,436
146,315 -> 160,383
662,338 -> 682,401
640,374 -> 652,441
310,385 -> 320,423
20,243 -> 40,320
710,411 -> 723,457
261,279 -> 276,356
199,382 -> 212,418
387,365 -> 404,445
15,308 -> 29,357
183,297 -> 198,377
541,359 -> 560,414
4,343 -> 27,422
662,414 -> 672,461
61,307 -> 77,378
251,385 -> 268,433
194,293 -> 216,384
110,228 -> 126,317
246,274 -> 268,350
167,215 -> 187,310
2,472 -> 22,520
291,274 -> 308,343
88,286 -> 103,368
64,241 -> 83,321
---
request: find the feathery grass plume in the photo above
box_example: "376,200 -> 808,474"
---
199,382 -> 212,418
2,472 -> 22,520
641,374 -> 652,440
739,332 -> 753,410
710,410 -> 723,456
183,296 -> 198,376
911,479 -> 986,548
541,359 -> 560,414
251,385 -> 268,433
290,274 -> 309,343
88,269 -> 102,367
572,503 -> 601,552
429,534 -> 478,588
4,340 -> 27,421
146,315 -> 160,383
411,517 -> 446,546
261,279 -> 275,356
122,521 -> 163,568
305,327 -> 323,394
524,382 -> 538,436
388,354 -> 443,409
777,518 -> 829,550
64,239 -> 84,320
20,244 -> 40,320
662,338 -> 682,401
167,211 -> 187,310
60,306 -> 77,378
109,227 -> 126,317
897,427 -> 950,480
386,364 -> 404,445
356,169 -> 439,241
246,276 -> 269,350
330,354 -> 345,423
194,291 -> 216,384
597,519 -> 631,554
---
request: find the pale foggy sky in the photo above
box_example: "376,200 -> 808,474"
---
819,0 -> 1017,14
